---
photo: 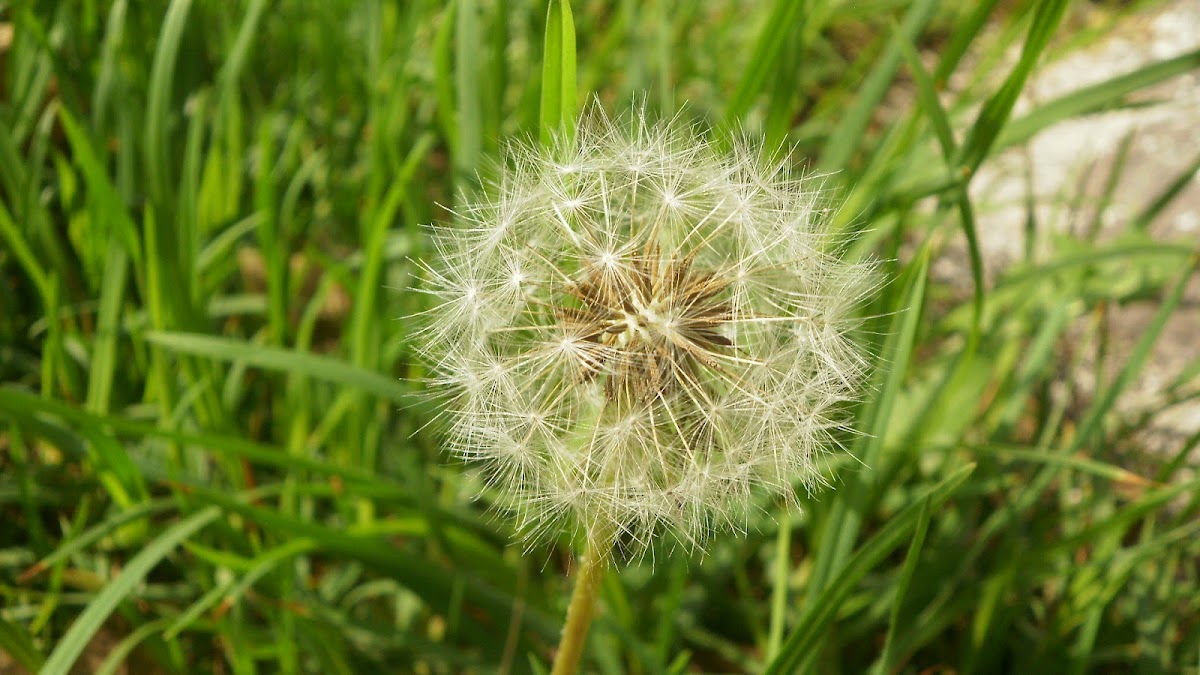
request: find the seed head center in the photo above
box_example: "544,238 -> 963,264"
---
558,250 -> 734,403
604,294 -> 671,347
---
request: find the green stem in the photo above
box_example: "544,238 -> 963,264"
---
766,508 -> 791,659
551,536 -> 609,675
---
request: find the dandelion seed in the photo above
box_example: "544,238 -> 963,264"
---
416,106 -> 873,555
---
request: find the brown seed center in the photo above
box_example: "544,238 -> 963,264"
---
556,247 -> 733,403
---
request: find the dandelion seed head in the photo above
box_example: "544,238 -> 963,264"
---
418,106 -> 873,554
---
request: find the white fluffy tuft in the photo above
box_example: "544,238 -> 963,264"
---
416,106 -> 874,554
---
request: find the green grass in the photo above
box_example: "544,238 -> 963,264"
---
2,0 -> 1200,673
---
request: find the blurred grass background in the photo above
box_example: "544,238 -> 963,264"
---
1,0 -> 1199,673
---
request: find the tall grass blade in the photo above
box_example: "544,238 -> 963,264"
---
39,508 -> 220,675
765,464 -> 976,674
818,0 -> 940,173
143,331 -> 411,403
539,0 -> 577,146
957,0 -> 1069,175
724,0 -> 805,124
806,244 -> 931,599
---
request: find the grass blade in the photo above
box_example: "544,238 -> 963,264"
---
765,464 -> 976,675
894,20 -> 955,159
818,0 -> 940,173
871,498 -> 932,675
539,0 -> 577,145
56,104 -> 143,263
143,0 -> 193,211
143,331 -> 411,403
724,0 -> 805,125
182,484 -> 559,642
456,0 -> 483,172
39,507 -> 220,675
1000,48 -> 1200,150
957,0 -> 1068,175
84,240 -> 127,414
1129,147 -> 1200,232
932,0 -> 1002,86
765,509 -> 791,661
806,244 -> 932,599
1070,253 -> 1199,452
0,617 -> 45,672
16,499 -> 176,584
163,538 -> 318,640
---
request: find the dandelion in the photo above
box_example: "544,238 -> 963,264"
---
415,106 -> 873,673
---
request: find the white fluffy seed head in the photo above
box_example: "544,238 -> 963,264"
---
416,106 -> 874,554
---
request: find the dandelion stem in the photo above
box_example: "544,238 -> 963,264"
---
551,535 -> 610,675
